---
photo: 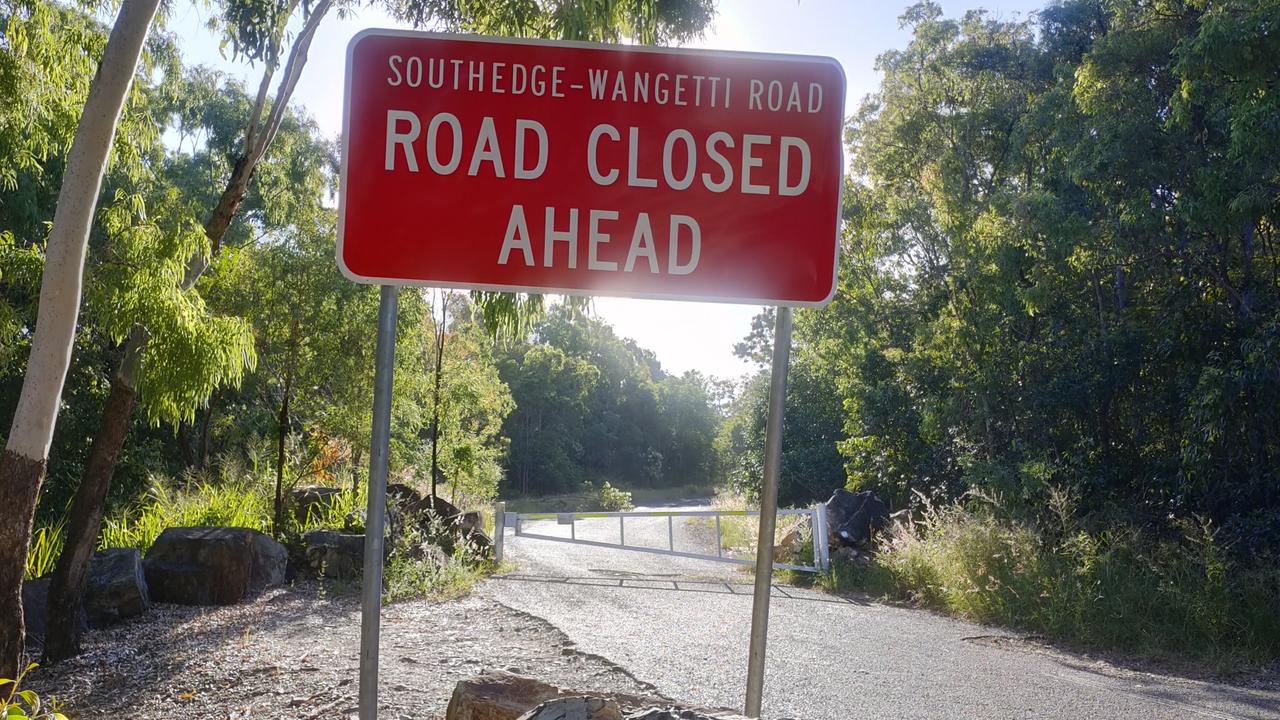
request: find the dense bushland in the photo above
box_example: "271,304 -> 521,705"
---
784,0 -> 1280,665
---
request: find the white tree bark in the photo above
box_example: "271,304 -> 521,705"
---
3,0 -> 161,462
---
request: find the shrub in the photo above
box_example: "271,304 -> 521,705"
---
823,495 -> 1280,666
594,482 -> 634,511
383,548 -> 492,604
1,664 -> 67,719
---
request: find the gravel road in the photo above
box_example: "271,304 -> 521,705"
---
27,583 -> 657,719
484,502 -> 1280,720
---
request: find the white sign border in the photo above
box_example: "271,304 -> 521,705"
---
336,27 -> 846,308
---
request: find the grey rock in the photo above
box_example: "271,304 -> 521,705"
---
144,527 -> 281,605
824,488 -> 889,547
86,548 -> 150,625
304,529 -> 366,578
516,697 -> 621,720
21,576 -> 87,642
289,486 -> 344,524
250,532 -> 288,589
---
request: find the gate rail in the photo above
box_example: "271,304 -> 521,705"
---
497,506 -> 830,572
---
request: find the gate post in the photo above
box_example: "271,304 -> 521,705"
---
811,503 -> 830,571
493,501 -> 506,563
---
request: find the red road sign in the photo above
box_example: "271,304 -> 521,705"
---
339,30 -> 845,306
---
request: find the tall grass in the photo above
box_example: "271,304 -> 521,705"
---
97,477 -> 274,551
26,519 -> 66,579
823,492 -> 1280,667
383,548 -> 493,604
26,466 -> 496,604
27,470 -> 365,578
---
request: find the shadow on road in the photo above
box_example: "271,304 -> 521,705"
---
1045,651 -> 1280,717
492,573 -> 871,606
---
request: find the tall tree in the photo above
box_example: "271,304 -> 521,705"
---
0,0 -> 160,679
41,0 -> 334,654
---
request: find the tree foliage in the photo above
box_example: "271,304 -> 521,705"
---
499,306 -> 722,495
795,0 -> 1280,557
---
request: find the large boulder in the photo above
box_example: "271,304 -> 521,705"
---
825,489 -> 889,547
289,486 -> 344,525
21,577 -> 87,642
251,532 -> 288,588
86,548 -> 150,625
304,530 -> 366,578
144,527 -> 287,605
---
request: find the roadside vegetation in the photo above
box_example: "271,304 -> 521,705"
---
3,0 -> 1279,682
821,492 -> 1280,667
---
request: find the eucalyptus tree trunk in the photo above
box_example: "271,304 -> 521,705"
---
0,0 -> 159,679
41,0 -> 333,664
43,339 -> 141,662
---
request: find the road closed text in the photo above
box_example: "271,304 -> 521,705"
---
383,111 -> 815,274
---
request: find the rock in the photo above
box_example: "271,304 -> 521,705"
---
405,542 -> 450,568
445,673 -> 745,720
825,488 -> 889,547
86,548 -> 150,626
304,530 -> 366,578
446,672 -> 564,720
463,528 -> 493,558
144,527 -> 283,605
516,698 -> 622,720
251,532 -> 288,589
771,518 -> 808,563
388,483 -> 465,529
21,577 -> 87,642
289,486 -> 344,524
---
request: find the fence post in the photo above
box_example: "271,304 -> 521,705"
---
811,503 -> 829,571
493,501 -> 506,563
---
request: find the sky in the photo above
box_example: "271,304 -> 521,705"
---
168,0 -> 1044,380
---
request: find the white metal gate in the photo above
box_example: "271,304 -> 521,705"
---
494,506 -> 831,572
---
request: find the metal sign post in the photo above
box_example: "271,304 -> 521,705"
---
359,285 -> 398,720
744,306 -> 793,719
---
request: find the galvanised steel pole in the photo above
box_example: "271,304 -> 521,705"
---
744,305 -> 793,719
359,285 -> 398,720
